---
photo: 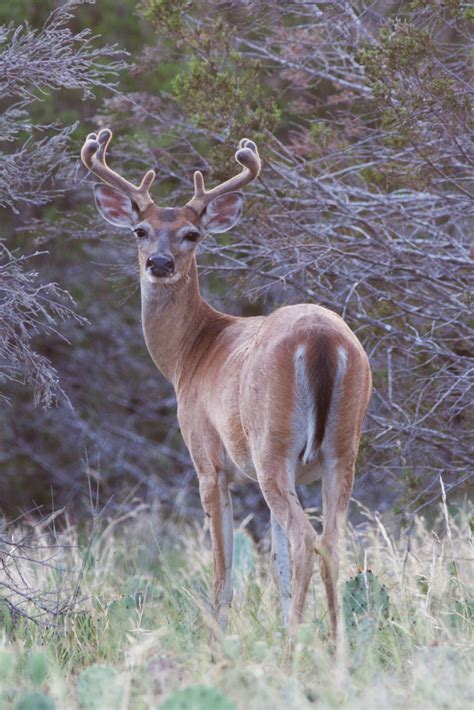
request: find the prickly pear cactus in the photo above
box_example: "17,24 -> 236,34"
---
14,691 -> 55,710
107,595 -> 138,626
0,649 -> 16,680
76,664 -> 123,710
252,640 -> 267,661
27,650 -> 49,685
343,570 -> 389,631
233,530 -> 255,593
159,685 -> 236,710
223,634 -> 241,660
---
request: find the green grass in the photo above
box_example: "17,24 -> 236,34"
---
0,501 -> 472,709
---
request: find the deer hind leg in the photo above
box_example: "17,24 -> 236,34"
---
270,514 -> 291,626
197,469 -> 234,630
319,458 -> 355,639
256,460 -> 318,633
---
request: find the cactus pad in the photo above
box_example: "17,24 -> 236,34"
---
160,685 -> 236,710
76,664 -> 124,710
27,650 -> 49,685
14,691 -> 55,710
343,570 -> 389,630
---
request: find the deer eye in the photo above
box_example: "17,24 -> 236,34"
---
184,231 -> 200,243
133,227 -> 147,239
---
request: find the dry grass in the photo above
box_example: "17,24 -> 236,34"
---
0,499 -> 472,709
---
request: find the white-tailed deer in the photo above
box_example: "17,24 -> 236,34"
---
81,128 -> 372,637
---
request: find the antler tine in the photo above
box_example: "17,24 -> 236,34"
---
81,128 -> 156,212
186,138 -> 261,213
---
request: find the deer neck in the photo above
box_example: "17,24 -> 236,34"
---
140,257 -> 228,384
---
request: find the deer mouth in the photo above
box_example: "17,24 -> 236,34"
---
146,270 -> 182,285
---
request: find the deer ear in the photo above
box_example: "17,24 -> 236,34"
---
200,192 -> 244,234
93,184 -> 139,227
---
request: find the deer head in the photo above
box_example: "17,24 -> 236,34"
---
81,129 -> 261,284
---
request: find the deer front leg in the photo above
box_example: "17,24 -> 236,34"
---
198,470 -> 234,630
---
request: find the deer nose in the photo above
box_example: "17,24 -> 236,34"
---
146,255 -> 175,277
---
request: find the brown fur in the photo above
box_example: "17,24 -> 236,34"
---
180,310 -> 233,385
84,129 -> 372,639
141,273 -> 371,637
158,208 -> 180,222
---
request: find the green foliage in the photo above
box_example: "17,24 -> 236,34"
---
171,54 -> 280,173
0,1 -> 57,25
409,0 -> 468,16
310,120 -> 333,145
358,16 -> 472,189
360,21 -> 432,78
142,0 -> 192,35
76,664 -> 124,710
141,1 -> 280,173
160,685 -> 236,710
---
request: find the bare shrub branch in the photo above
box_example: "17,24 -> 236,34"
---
0,0 -> 127,404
